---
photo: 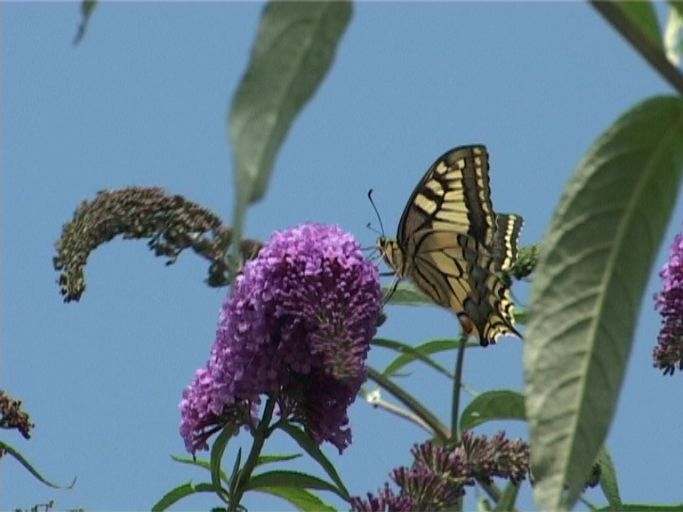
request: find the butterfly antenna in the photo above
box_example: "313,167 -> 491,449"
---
367,189 -> 386,238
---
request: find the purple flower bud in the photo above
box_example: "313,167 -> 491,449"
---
180,223 -> 382,453
654,232 -> 683,374
352,432 -> 529,511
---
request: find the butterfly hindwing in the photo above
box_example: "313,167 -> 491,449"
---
491,213 -> 524,271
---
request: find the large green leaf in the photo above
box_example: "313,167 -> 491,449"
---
229,1 -> 352,234
524,96 -> 683,511
616,1 -> 662,49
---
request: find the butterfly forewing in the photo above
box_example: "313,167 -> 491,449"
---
397,145 -> 497,248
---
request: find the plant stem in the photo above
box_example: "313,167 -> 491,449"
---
591,1 -> 683,96
229,398 -> 276,511
367,367 -> 451,442
450,334 -> 468,442
364,389 -> 435,434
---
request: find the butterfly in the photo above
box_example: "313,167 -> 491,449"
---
377,145 -> 523,346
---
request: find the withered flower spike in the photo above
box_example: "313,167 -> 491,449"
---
0,390 -> 35,440
53,187 -> 263,301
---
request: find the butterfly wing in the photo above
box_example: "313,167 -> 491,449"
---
388,144 -> 521,346
491,213 -> 524,272
397,145 -> 497,248
406,229 -> 519,346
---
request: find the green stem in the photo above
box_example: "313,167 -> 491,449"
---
450,334 -> 468,441
229,398 -> 276,511
591,1 -> 683,96
367,367 -> 451,442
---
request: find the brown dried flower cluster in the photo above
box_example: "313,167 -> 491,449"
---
53,187 -> 262,301
0,390 -> 34,443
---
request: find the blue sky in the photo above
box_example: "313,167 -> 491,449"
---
3,2 -> 682,510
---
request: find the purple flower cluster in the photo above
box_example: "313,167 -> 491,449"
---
180,223 -> 382,453
351,432 -> 529,511
654,232 -> 683,374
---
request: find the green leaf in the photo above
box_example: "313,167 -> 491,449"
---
367,367 -> 451,442
151,481 -> 216,511
255,486 -> 337,512
459,390 -> 526,432
373,338 -> 461,379
384,283 -> 433,306
665,1 -> 683,65
380,338 -> 480,378
0,440 -> 76,489
616,1 -> 662,49
493,482 -> 521,512
245,470 -> 344,499
170,455 -> 229,484
595,446 -> 622,511
227,447 -> 243,499
257,453 -> 303,467
478,498 -> 494,512
597,505 -> 683,512
513,306 -> 528,325
278,423 -> 349,500
210,425 -> 238,502
73,0 -> 97,45
524,96 -> 683,511
229,1 -> 352,236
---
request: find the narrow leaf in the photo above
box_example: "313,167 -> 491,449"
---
493,482 -> 521,512
245,470 -> 344,499
373,337 -> 460,378
380,338 -> 480,377
73,0 -> 97,45
0,440 -> 75,489
229,1 -> 352,234
459,390 -> 526,432
616,1 -> 662,49
171,455 -> 229,484
665,1 -> 683,65
597,505 -> 683,512
256,486 -> 336,512
279,423 -> 349,500
151,481 -> 216,511
257,453 -> 303,466
596,446 -> 622,510
210,425 -> 237,501
384,283 -> 433,305
227,447 -> 243,499
524,96 -> 683,511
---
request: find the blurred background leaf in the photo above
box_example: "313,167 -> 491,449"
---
525,96 -> 683,511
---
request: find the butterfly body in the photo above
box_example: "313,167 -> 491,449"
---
378,145 -> 523,346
